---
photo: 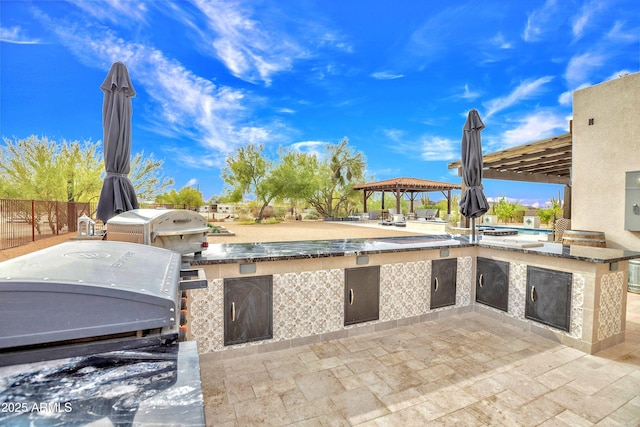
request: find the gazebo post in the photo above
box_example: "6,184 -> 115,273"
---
351,178 -> 462,221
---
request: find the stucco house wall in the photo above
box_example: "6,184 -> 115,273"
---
572,72 -> 640,250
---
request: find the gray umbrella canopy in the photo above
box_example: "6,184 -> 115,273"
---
96,61 -> 139,223
459,109 -> 489,238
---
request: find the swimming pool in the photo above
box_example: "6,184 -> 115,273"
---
477,225 -> 552,236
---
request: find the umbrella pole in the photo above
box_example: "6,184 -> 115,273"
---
471,217 -> 476,243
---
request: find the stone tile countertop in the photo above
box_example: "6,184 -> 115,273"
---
185,234 -> 640,265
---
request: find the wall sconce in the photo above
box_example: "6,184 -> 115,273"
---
588,118 -> 594,125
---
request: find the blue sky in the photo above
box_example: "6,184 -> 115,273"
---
1,1 -> 639,207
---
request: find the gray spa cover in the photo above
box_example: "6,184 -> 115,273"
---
459,109 -> 489,219
96,61 -> 139,223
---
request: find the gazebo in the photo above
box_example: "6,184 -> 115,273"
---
352,177 -> 462,216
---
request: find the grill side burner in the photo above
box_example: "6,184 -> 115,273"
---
106,208 -> 209,255
0,240 -> 206,366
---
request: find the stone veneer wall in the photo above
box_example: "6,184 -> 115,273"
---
495,262 -> 586,340
189,257 -> 473,354
598,271 -> 625,341
476,262 -> 627,352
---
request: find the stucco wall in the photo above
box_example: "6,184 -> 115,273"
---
572,72 -> 640,250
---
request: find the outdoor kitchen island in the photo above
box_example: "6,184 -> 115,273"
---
184,234 -> 640,357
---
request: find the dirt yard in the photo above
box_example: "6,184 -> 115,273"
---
0,220 -> 423,261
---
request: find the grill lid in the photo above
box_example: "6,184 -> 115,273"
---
106,208 -> 208,230
0,241 -> 183,350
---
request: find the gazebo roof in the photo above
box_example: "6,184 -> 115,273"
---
353,177 -> 462,192
447,132 -> 572,185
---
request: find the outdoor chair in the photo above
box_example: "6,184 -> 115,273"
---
382,208 -> 396,225
425,209 -> 439,220
415,209 -> 427,219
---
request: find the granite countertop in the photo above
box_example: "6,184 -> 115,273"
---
478,239 -> 640,263
184,234 -> 640,265
0,341 -> 204,427
187,234 -> 470,265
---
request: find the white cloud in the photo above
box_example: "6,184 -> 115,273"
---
34,10 -> 280,168
498,110 -> 568,149
572,0 -> 608,40
185,178 -> 198,187
383,129 -> 458,162
491,32 -> 512,49
607,21 -> 638,42
371,71 -> 404,80
571,3 -> 593,39
189,0 -> 307,85
461,84 -> 480,100
384,129 -> 405,142
564,51 -> 606,87
419,136 -> 458,161
559,81 -> 592,106
558,91 -> 572,106
290,140 -> 325,158
0,26 -> 39,44
72,0 -> 148,25
188,0 -> 350,86
523,0 -> 559,42
483,76 -> 554,118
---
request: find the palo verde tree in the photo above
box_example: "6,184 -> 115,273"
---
128,151 -> 174,201
305,137 -> 366,218
221,144 -> 318,222
221,143 -> 271,220
0,135 -> 173,231
221,138 -> 366,221
155,186 -> 204,209
0,136 -> 173,202
0,136 -> 104,233
0,136 -> 103,202
266,148 -> 318,217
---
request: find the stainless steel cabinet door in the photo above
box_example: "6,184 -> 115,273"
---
224,275 -> 273,345
344,266 -> 380,325
525,266 -> 572,331
431,258 -> 457,309
476,257 -> 509,312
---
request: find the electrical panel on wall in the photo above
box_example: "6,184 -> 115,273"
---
625,171 -> 640,231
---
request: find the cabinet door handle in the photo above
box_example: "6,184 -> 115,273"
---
349,289 -> 354,305
434,277 -> 439,292
530,286 -> 536,302
479,274 -> 484,288
231,302 -> 236,322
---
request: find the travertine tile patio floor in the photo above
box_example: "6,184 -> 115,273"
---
200,293 -> 640,426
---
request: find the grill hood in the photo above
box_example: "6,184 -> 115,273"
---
0,241 -> 182,352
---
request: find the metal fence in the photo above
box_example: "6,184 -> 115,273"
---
0,199 -> 192,251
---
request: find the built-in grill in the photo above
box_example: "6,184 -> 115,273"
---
0,240 -> 207,366
106,208 -> 209,255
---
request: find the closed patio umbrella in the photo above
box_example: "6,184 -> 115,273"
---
96,61 -> 139,223
459,109 -> 489,242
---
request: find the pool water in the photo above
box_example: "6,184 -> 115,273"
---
477,225 -> 552,236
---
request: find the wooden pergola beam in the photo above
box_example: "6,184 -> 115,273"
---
482,169 -> 570,185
